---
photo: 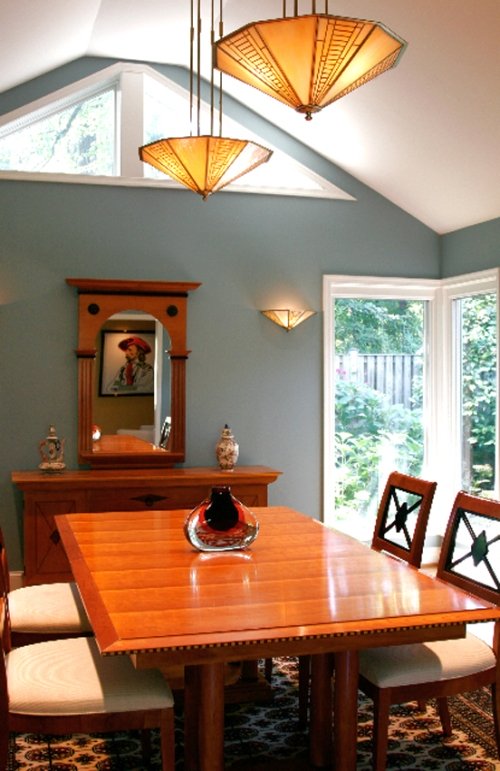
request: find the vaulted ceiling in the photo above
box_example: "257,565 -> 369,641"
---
1,0 -> 499,234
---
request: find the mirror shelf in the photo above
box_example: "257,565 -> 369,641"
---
67,278 -> 201,469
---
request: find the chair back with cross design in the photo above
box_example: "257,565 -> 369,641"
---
371,470 -> 437,568
437,490 -> 500,609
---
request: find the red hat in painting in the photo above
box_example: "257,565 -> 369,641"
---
118,336 -> 152,354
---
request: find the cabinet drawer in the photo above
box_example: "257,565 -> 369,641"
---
88,487 -> 206,511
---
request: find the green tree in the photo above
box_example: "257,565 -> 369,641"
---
334,298 -> 425,521
0,90 -> 114,174
334,379 -> 423,520
335,299 -> 424,354
461,293 -> 496,492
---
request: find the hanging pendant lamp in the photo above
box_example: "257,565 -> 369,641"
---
215,1 -> 406,121
139,0 -> 272,198
140,134 -> 272,199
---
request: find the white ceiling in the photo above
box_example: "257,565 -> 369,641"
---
1,0 -> 499,234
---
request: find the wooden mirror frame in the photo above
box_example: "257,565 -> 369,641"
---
66,278 -> 200,469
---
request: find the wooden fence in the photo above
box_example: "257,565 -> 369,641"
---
336,353 -> 422,409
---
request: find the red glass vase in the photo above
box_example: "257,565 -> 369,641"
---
184,485 -> 259,552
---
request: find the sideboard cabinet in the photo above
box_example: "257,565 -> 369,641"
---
12,466 -> 281,585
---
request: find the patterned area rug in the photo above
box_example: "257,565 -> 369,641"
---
8,657 -> 500,770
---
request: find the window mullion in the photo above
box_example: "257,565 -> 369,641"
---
119,71 -> 146,178
427,286 -> 461,530
495,272 -> 500,498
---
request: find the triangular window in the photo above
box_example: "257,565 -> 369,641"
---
0,62 -> 355,202
0,87 -> 116,175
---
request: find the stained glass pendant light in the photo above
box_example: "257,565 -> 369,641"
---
139,0 -> 272,198
215,1 -> 406,121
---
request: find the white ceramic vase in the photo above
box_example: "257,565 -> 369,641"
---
215,424 -> 239,470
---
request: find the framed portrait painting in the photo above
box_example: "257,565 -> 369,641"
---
99,331 -> 155,396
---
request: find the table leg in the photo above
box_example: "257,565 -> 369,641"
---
333,650 -> 359,771
184,665 -> 200,771
184,662 -> 225,771
309,652 -> 333,767
240,660 -> 259,680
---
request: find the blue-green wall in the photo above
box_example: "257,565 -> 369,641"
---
0,57 -> 496,570
441,217 -> 500,277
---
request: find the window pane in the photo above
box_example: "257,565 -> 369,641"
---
457,293 -> 497,495
333,298 -> 425,536
0,89 -> 116,174
143,77 -> 188,180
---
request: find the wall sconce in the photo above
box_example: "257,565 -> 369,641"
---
261,309 -> 316,331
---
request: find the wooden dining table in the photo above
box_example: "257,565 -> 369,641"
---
56,505 -> 500,771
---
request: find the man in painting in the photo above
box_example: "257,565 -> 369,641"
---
108,336 -> 154,393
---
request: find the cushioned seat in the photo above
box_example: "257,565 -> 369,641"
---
1,528 -> 92,646
7,636 -> 173,716
8,582 -> 92,636
1,571 -> 175,770
359,632 -> 495,689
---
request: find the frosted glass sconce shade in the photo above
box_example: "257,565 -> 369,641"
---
261,309 -> 316,331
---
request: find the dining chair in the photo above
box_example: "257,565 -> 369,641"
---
0,527 -> 92,646
358,489 -> 500,770
370,469 -> 437,566
297,470 -> 437,723
0,568 -> 176,771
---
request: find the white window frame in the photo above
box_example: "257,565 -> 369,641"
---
323,269 -> 500,540
436,269 -> 500,504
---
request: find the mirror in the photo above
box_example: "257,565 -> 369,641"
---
94,312 -> 162,443
66,278 -> 200,469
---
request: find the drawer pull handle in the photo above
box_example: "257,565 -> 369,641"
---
50,530 -> 61,545
131,494 -> 168,508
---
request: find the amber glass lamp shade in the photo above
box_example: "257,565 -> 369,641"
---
139,135 -> 272,199
261,309 -> 316,331
216,14 -> 406,120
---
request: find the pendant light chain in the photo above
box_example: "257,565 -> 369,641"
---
138,0 -> 273,197
210,0 -> 215,136
218,0 -> 223,136
196,0 -> 201,136
189,0 -> 194,135
284,1 -> 329,17
194,0 -> 223,136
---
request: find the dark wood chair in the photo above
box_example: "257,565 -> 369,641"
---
359,489 -> 500,770
0,561 -> 175,771
298,470 -> 437,723
370,469 -> 437,566
0,527 -> 92,646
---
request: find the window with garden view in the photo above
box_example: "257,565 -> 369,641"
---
324,272 -> 499,540
334,298 -> 425,532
